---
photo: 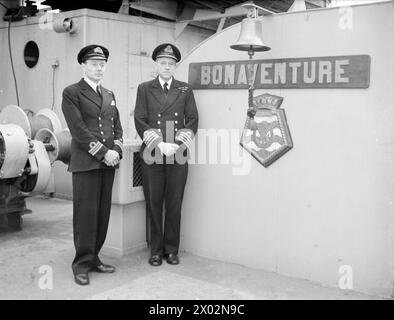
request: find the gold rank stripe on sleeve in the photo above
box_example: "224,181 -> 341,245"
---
114,139 -> 124,153
143,130 -> 160,149
88,141 -> 104,156
146,135 -> 160,149
175,129 -> 194,148
143,131 -> 157,144
177,134 -> 192,148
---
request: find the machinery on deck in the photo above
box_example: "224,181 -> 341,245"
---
0,105 -> 70,230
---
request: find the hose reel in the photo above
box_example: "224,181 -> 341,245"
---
35,128 -> 71,164
0,105 -> 70,196
0,105 -> 62,138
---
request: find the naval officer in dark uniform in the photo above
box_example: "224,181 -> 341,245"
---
134,43 -> 198,266
61,45 -> 123,285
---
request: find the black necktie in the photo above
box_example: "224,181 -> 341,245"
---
163,82 -> 169,95
96,85 -> 101,97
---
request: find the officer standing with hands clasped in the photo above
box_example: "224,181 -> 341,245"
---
134,43 -> 198,267
62,45 -> 123,285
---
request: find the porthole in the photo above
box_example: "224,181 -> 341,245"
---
24,41 -> 39,68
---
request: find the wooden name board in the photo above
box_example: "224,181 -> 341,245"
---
188,55 -> 370,89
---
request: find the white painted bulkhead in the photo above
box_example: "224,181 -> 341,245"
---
175,1 -> 394,298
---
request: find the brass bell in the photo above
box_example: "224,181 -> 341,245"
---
230,17 -> 270,52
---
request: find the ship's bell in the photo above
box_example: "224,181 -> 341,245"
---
230,18 -> 270,52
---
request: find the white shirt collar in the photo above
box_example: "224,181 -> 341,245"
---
84,77 -> 101,92
158,76 -> 172,89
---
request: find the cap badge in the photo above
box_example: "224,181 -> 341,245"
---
94,47 -> 104,54
164,45 -> 173,54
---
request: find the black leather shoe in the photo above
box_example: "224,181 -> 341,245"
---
91,264 -> 116,273
74,273 -> 89,285
166,253 -> 179,265
149,255 -> 162,266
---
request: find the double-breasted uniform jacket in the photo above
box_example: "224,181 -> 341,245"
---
62,79 -> 123,172
134,76 -> 198,158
